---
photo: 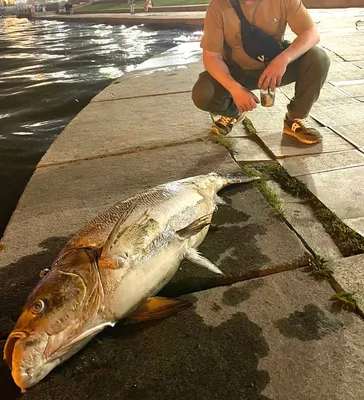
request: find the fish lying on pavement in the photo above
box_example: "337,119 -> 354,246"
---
3,172 -> 258,392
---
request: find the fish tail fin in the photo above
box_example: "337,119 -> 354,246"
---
221,172 -> 260,187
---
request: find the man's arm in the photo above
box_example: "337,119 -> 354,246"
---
258,25 -> 320,90
201,0 -> 259,113
203,51 -> 241,93
203,50 -> 260,112
280,25 -> 320,64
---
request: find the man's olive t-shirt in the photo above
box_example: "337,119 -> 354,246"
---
201,0 -> 315,70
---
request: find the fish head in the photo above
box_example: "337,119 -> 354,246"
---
4,248 -> 107,392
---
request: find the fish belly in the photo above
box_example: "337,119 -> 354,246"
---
107,245 -> 184,320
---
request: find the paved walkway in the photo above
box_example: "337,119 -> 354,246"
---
1,8 -> 364,400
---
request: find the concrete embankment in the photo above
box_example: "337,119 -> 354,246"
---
35,11 -> 205,27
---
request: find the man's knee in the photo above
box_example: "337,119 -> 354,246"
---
304,46 -> 331,76
191,76 -> 215,111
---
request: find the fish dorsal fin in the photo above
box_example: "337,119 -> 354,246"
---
99,210 -> 160,269
61,200 -> 137,254
127,297 -> 190,322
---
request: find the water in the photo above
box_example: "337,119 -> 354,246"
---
0,18 -> 186,238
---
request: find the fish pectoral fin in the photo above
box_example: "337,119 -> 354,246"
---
177,214 -> 212,240
98,257 -> 120,269
127,297 -> 190,322
101,210 -> 160,261
184,247 -> 224,275
214,193 -> 226,206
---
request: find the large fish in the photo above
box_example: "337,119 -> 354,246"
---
3,172 -> 257,392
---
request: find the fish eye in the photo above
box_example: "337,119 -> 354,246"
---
39,268 -> 50,278
31,299 -> 46,314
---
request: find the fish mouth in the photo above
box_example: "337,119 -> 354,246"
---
3,331 -> 30,369
4,330 -> 51,392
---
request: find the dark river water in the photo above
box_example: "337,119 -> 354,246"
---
0,17 -> 187,237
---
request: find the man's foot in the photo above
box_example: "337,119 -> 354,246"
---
210,113 -> 246,135
283,115 -> 323,144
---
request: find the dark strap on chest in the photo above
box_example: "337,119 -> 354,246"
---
229,0 -> 284,63
230,0 -> 250,25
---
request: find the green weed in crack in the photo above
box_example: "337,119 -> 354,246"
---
308,255 -> 332,279
244,162 -> 364,256
331,291 -> 358,312
240,164 -> 285,219
207,132 -> 233,151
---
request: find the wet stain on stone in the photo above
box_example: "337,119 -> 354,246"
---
222,280 -> 262,307
0,307 -> 272,400
211,302 -> 222,312
274,304 -> 344,341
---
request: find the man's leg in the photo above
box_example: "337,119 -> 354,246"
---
280,46 -> 331,144
192,70 -> 240,117
192,67 -> 261,134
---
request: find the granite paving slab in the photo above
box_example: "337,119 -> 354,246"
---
39,92 -> 211,166
319,35 -> 364,61
329,123 -> 364,147
298,165 -> 364,220
341,55 -> 364,63
194,269 -> 364,400
334,84 -> 364,97
256,127 -> 354,158
225,121 -> 250,137
331,78 -> 364,86
280,82 -> 357,107
266,180 -> 303,204
330,254 -> 364,313
229,137 -> 273,162
321,48 -> 349,63
265,182 -> 342,260
278,83 -> 295,97
2,269 -> 363,399
277,199 -> 342,261
247,110 -> 321,133
279,150 -> 364,177
343,217 -> 364,238
327,61 -> 364,81
354,61 -> 364,68
92,62 -> 202,102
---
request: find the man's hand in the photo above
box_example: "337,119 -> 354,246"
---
203,50 -> 260,112
258,24 -> 320,91
230,85 -> 260,112
258,55 -> 289,91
